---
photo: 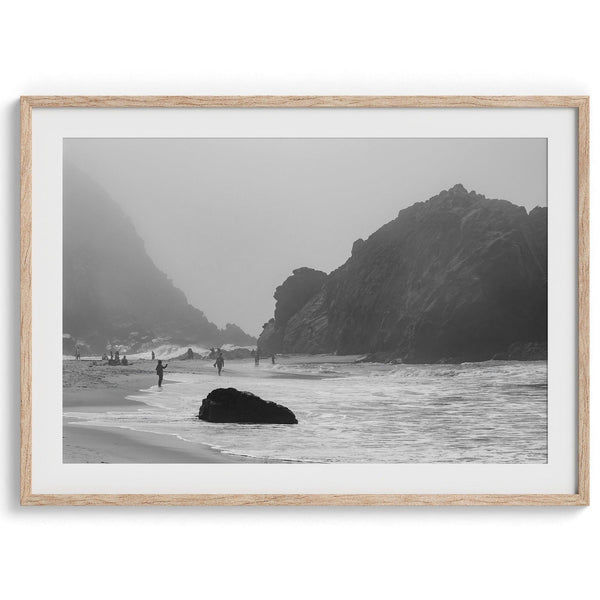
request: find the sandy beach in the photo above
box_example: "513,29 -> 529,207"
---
64,356 -> 548,464
63,360 -> 265,463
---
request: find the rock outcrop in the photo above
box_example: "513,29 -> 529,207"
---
198,388 -> 298,424
258,184 -> 547,363
258,268 -> 327,356
63,165 -> 256,355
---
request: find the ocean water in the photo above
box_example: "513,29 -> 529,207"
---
65,356 -> 548,463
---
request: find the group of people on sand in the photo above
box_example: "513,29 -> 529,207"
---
101,349 -> 129,366
75,346 -> 129,365
77,342 -> 278,389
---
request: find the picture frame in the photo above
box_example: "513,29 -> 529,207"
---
20,95 -> 589,506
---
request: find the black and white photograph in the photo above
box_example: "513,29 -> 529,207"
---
6,2 -> 597,598
63,137 -> 548,464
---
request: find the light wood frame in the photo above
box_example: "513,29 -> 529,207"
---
20,95 -> 590,506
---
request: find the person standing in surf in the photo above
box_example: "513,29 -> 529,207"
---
214,350 -> 225,375
156,359 -> 168,388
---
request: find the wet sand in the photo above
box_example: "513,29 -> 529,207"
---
63,360 -> 264,463
63,422 -> 244,463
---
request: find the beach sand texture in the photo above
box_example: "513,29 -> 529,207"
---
63,360 -> 265,463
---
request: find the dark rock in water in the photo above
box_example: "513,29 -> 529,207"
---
258,184 -> 547,363
198,388 -> 298,424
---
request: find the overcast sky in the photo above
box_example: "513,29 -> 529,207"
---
64,138 -> 547,336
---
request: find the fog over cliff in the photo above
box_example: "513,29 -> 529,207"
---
64,138 -> 547,336
63,165 -> 256,354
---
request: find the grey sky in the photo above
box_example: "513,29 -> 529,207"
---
64,138 -> 547,336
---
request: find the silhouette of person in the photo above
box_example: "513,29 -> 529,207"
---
271,354 -> 276,364
156,360 -> 168,387
187,348 -> 194,360
115,350 -> 120,363
254,350 -> 260,366
121,355 -> 128,366
151,350 -> 155,360
75,346 -> 81,361
214,350 -> 225,375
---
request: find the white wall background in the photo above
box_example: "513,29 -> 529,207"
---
0,1 -> 597,598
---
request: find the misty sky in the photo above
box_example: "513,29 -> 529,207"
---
64,138 -> 547,336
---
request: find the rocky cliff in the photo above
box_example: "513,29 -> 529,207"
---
257,184 -> 547,363
258,268 -> 327,356
63,166 -> 256,355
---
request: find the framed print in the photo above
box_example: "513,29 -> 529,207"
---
20,96 -> 589,506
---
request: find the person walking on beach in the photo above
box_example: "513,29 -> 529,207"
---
151,350 -> 155,360
254,350 -> 260,366
214,350 -> 225,375
156,359 -> 168,388
271,353 -> 276,364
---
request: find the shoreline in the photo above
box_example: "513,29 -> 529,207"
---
63,357 -> 548,464
63,361 -> 267,463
